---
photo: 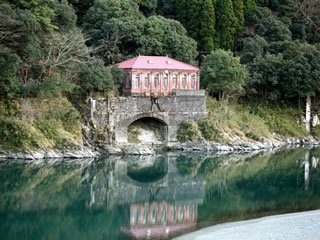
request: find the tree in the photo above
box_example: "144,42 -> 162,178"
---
41,29 -> 92,71
176,0 -> 215,51
134,0 -> 157,16
241,35 -> 268,64
243,0 -> 256,13
201,49 -> 248,100
232,0 -> 245,33
53,0 -> 77,31
18,0 -> 58,30
111,65 -> 124,94
0,4 -> 40,54
79,58 -> 114,97
137,16 -> 198,65
256,18 -> 292,42
82,0 -> 139,30
156,0 -> 176,17
85,14 -> 198,65
245,6 -> 272,25
214,0 -> 238,50
0,54 -> 21,100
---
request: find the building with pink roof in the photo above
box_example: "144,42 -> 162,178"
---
116,56 -> 200,96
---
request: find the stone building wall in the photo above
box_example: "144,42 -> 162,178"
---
89,90 -> 207,145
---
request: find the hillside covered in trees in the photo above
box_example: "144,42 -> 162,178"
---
1,0 -> 320,151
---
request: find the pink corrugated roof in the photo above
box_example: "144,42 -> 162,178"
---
116,56 -> 199,70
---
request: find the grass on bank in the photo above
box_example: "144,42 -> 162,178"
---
0,98 -> 83,152
178,97 -> 309,143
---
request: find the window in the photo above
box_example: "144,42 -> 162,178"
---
145,74 -> 149,88
154,74 -> 159,88
135,74 -> 140,88
182,74 -> 187,89
164,73 -> 168,89
191,75 -> 195,89
173,74 -> 177,89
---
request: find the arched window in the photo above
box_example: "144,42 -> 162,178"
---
145,74 -> 149,88
154,74 -> 159,89
173,74 -> 177,89
164,73 -> 168,89
182,74 -> 187,89
135,73 -> 140,88
191,75 -> 195,89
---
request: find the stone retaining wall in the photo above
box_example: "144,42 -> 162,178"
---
89,94 -> 207,145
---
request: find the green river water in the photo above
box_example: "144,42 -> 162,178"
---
1,147 -> 320,239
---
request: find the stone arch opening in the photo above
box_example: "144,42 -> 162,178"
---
128,117 -> 167,144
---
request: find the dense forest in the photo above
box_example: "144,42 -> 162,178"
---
1,0 -> 320,151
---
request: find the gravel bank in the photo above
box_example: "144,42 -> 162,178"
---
174,210 -> 320,240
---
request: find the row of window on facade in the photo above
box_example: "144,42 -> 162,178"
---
126,73 -> 197,89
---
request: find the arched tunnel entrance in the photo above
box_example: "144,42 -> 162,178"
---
128,117 -> 167,144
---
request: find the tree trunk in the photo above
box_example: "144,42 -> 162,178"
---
306,95 -> 311,132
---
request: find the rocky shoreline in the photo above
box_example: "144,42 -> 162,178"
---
0,146 -> 100,160
104,135 -> 320,155
2,135 -> 320,159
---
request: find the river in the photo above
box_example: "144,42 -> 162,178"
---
1,147 -> 320,239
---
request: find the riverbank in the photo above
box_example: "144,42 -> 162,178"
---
174,210 -> 320,240
5,135 -> 319,159
101,135 -> 320,156
0,146 -> 100,160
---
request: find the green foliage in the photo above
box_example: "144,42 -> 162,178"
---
232,0 -> 245,33
111,65 -> 124,94
156,0 -> 176,17
136,16 -> 198,65
177,120 -> 201,142
245,6 -> 271,25
245,41 -> 320,101
83,0 -> 139,30
176,0 -> 215,51
201,49 -> 248,99
0,4 -> 40,54
23,73 -> 77,98
53,0 -> 77,31
214,0 -> 238,50
256,17 -> 292,42
79,58 -> 114,97
243,0 -> 256,12
0,54 -> 21,100
85,13 -> 198,65
134,0 -> 157,16
241,36 -> 268,64
18,0 -> 58,30
68,0 -> 94,24
248,53 -> 283,100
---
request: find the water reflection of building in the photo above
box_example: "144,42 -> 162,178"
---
121,201 -> 197,238
89,154 -> 205,239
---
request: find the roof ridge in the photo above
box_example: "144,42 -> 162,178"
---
131,55 -> 141,68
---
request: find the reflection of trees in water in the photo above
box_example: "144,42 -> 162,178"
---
196,148 -> 320,229
1,148 -> 320,239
